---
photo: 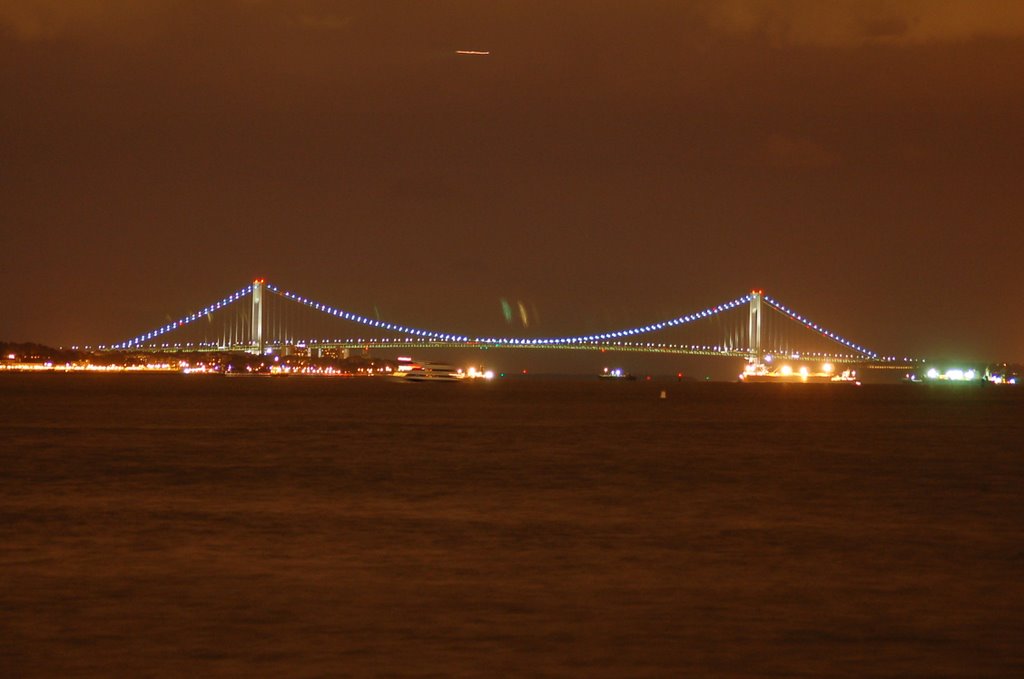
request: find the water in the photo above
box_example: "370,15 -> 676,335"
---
1,375 -> 1022,677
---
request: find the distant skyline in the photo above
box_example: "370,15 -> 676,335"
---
2,1 -> 1023,362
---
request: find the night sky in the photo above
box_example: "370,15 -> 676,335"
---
2,1 -> 1023,362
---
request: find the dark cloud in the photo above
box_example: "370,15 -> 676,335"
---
0,0 -> 164,41
697,0 -> 1024,46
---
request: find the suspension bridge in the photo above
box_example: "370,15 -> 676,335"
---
103,279 -> 916,370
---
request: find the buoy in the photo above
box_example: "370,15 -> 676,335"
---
659,389 -> 667,399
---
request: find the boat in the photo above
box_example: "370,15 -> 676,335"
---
739,363 -> 860,385
599,367 -> 636,381
393,359 -> 463,382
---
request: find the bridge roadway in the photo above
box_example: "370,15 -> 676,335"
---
115,338 -> 917,369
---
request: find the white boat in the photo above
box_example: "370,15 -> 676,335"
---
393,359 -> 463,382
739,362 -> 860,385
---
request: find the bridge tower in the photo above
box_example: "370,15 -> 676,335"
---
251,278 -> 264,354
748,289 -> 762,366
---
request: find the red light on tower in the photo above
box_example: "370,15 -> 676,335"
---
751,288 -> 763,295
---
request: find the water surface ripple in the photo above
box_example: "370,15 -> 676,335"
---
1,375 -> 1022,677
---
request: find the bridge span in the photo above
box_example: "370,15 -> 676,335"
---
103,279 -> 918,370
